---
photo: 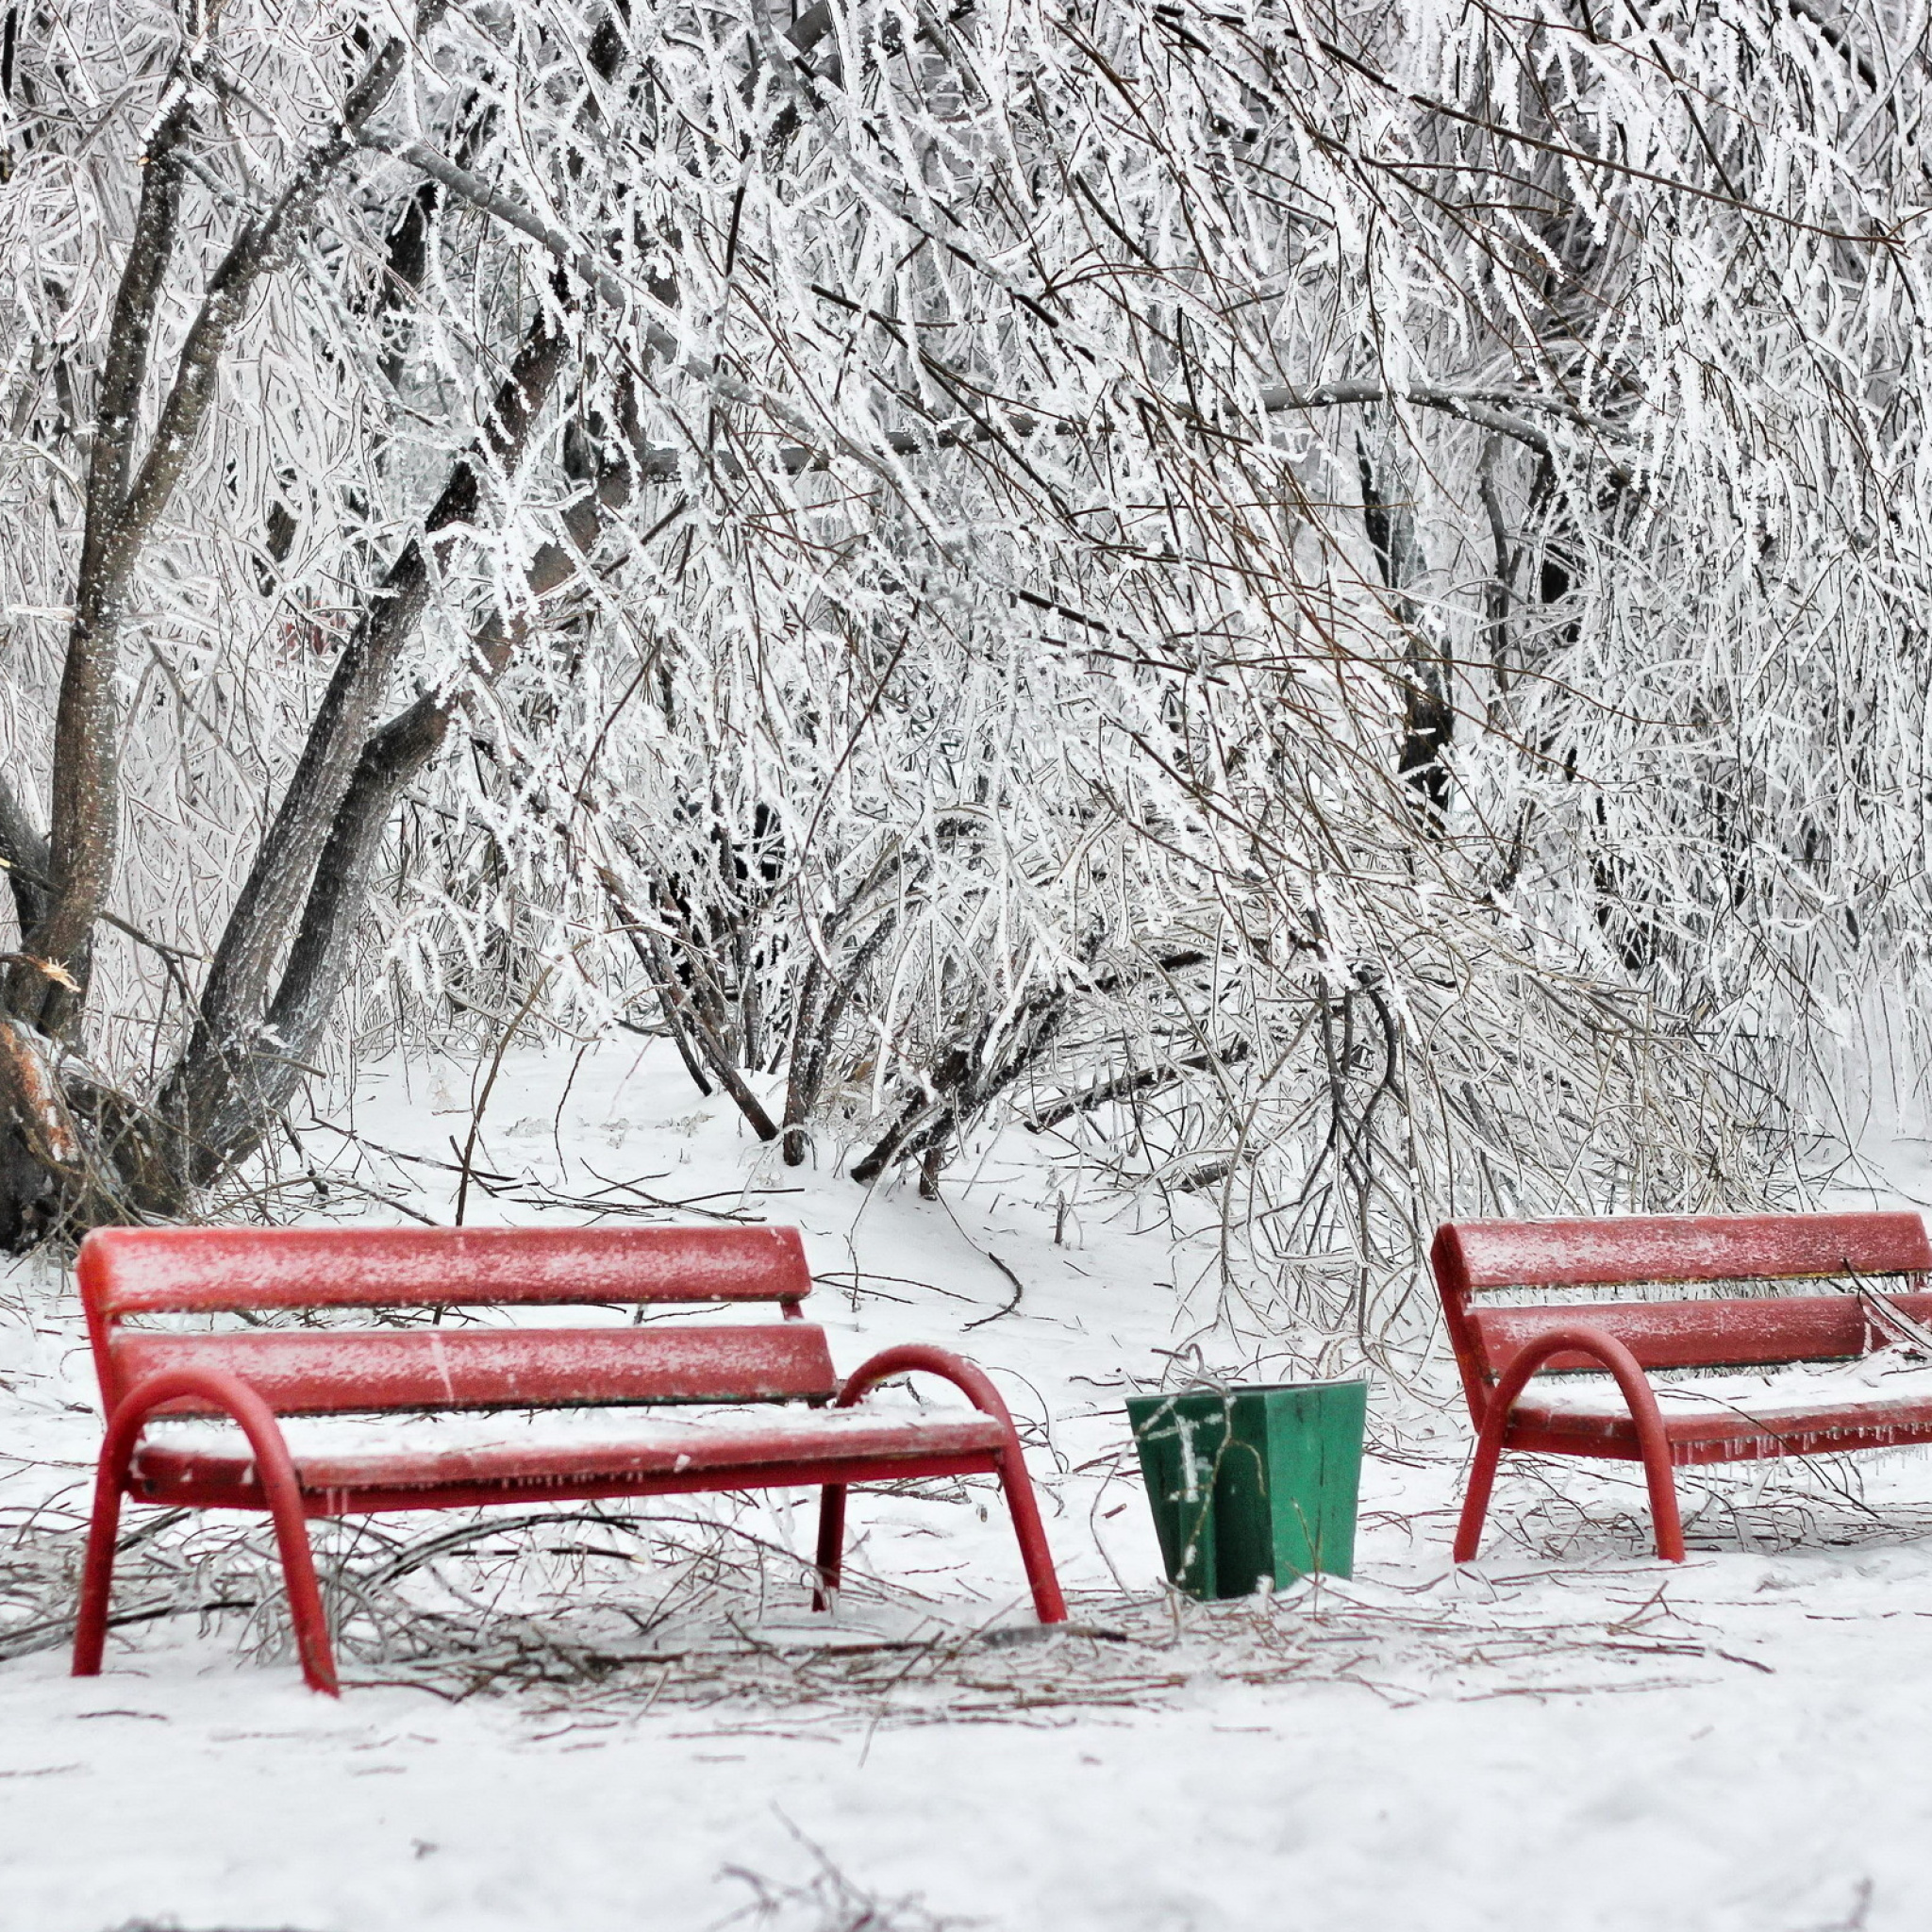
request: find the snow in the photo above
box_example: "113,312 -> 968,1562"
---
1529,1348 -> 1932,1418
141,1400 -> 998,1464
3,1040 -> 1931,1931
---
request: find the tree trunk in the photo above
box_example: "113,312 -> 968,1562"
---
0,12 -> 445,1240
1357,431 -> 1453,824
153,315 -> 574,1194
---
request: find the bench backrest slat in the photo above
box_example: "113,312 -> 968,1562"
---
81,1225 -> 809,1315
79,1225 -> 833,1421
1470,1293 -> 1932,1375
1439,1212 -> 1931,1295
1432,1211 -> 1932,1410
103,1325 -> 839,1417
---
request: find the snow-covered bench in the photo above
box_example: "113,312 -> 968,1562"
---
1434,1211 -> 1932,1562
71,1225 -> 1066,1693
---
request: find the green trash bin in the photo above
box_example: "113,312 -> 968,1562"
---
1125,1379 -> 1369,1597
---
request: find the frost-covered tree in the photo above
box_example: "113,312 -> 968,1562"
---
0,0 -> 1926,1367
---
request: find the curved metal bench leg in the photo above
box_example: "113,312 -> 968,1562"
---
1634,1412 -> 1687,1562
1452,1413 -> 1509,1565
265,1493 -> 338,1695
997,1448 -> 1067,1623
1454,1325 -> 1687,1567
72,1369 -> 340,1695
811,1484 -> 846,1610
72,1450 -> 128,1677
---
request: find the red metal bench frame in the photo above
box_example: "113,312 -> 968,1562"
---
71,1225 -> 1066,1693
1434,1210 -> 1932,1562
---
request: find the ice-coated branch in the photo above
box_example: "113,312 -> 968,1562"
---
163,308 -> 575,1181
12,5 -> 450,1030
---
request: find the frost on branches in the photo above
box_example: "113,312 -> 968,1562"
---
0,0 -> 1924,1368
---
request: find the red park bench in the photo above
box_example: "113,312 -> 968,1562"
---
71,1224 -> 1066,1693
1435,1210 -> 1932,1562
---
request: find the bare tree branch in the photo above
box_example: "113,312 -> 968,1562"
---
13,8 -> 449,1024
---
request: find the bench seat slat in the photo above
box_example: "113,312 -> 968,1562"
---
131,1451 -> 1012,1519
1506,1395 -> 1932,1462
1470,1293 -> 1932,1375
86,1225 -> 809,1315
129,1410 -> 1009,1500
107,1325 -> 839,1417
1444,1211 -> 1931,1293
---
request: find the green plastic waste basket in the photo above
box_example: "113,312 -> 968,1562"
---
1125,1380 -> 1368,1596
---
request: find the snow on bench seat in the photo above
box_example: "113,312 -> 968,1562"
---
130,1403 -> 1011,1500
1508,1349 -> 1932,1457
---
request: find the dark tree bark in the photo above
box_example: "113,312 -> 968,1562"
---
0,774 -> 52,940
0,11 -> 445,1241
155,313 -> 575,1191
148,2 -> 645,1198
11,21 -> 439,1037
1357,432 -> 1453,824
8,88 -> 192,1034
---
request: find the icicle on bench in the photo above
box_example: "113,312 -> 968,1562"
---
72,1225 -> 1067,1694
1434,1210 -> 1932,1562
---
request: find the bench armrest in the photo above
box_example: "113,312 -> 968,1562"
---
1484,1323 -> 1674,1443
100,1367 -> 311,1525
820,1343 -> 1066,1623
834,1343 -> 1020,1432
79,1366 -> 340,1693
1458,1322 -> 1686,1564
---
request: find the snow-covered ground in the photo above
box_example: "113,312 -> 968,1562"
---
2,1041 -> 1929,1932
